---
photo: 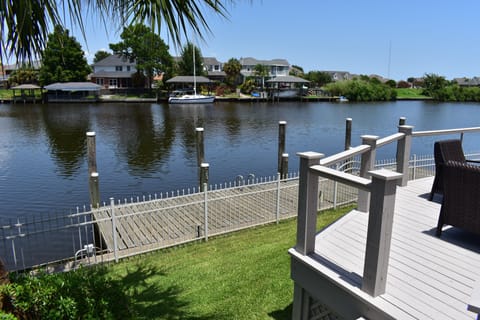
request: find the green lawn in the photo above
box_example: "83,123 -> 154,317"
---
106,205 -> 353,320
395,88 -> 430,100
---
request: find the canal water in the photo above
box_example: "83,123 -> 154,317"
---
1,100 -> 480,219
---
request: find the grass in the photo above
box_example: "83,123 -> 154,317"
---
395,88 -> 430,99
106,205 -> 354,320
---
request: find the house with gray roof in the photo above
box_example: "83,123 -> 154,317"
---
453,77 -> 480,87
90,54 -> 136,89
239,57 -> 290,78
203,57 -> 226,81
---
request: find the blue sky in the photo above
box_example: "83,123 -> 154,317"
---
76,0 -> 480,81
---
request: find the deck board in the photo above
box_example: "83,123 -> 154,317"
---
305,176 -> 480,319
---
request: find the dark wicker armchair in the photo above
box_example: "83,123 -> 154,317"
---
436,160 -> 480,237
429,139 -> 480,200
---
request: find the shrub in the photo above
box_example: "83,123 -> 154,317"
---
0,266 -> 133,319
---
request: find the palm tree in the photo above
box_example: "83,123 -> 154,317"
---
0,0 -> 235,63
253,63 -> 269,89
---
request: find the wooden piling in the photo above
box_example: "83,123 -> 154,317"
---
278,121 -> 287,174
196,128 -> 205,166
86,132 -> 97,175
344,118 -> 352,151
281,153 -> 289,179
200,163 -> 209,192
89,172 -> 100,209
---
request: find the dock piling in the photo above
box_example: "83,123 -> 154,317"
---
278,121 -> 287,174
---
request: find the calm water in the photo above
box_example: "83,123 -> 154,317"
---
1,100 -> 480,219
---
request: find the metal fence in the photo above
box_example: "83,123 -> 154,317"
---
0,154 -> 438,271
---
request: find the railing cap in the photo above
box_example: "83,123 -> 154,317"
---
361,135 -> 379,141
296,151 -> 324,159
368,168 -> 403,181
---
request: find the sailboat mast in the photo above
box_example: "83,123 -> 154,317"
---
193,42 -> 197,95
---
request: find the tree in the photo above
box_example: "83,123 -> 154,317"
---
423,73 -> 448,97
222,58 -> 242,87
93,50 -> 112,64
1,0 -> 234,64
176,42 -> 205,76
110,24 -> 173,88
38,25 -> 91,85
253,64 -> 269,89
7,67 -> 39,86
305,71 -> 332,87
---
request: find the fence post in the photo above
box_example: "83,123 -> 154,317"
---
203,182 -> 209,241
362,169 -> 403,297
295,152 -> 324,255
412,154 -> 417,180
278,121 -> 287,174
110,197 -> 118,263
396,125 -> 414,186
358,135 -> 379,213
276,172 -> 281,224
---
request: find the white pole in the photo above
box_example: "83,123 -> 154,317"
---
276,172 -> 281,224
110,197 -> 118,263
204,183 -> 208,241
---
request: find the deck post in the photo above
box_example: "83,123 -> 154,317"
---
89,172 -> 100,209
295,152 -> 324,255
281,153 -> 289,179
362,169 -> 402,297
358,135 -> 379,213
396,125 -> 414,186
278,121 -> 287,174
110,197 -> 119,263
86,132 -> 97,175
196,128 -> 205,166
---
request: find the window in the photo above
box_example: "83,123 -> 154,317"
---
126,66 -> 131,71
96,78 -> 104,85
109,79 -> 117,88
115,66 -> 122,71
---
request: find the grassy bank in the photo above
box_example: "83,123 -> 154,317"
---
107,206 -> 352,319
395,88 -> 430,100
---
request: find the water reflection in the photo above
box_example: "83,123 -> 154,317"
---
41,104 -> 89,176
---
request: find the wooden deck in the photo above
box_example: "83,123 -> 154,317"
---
290,176 -> 480,319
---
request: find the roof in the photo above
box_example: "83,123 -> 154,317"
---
203,57 -> 222,65
11,84 -> 41,90
240,57 -> 290,66
166,76 -> 213,83
266,75 -> 309,83
92,54 -> 136,67
44,82 -> 102,91
90,71 -> 135,78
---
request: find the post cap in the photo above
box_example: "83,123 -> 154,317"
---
296,151 -> 324,159
196,127 -> 204,132
282,153 -> 289,157
368,168 -> 403,181
200,163 -> 210,168
279,121 -> 287,125
86,131 -> 96,136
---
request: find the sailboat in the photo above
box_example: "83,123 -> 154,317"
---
168,44 -> 215,104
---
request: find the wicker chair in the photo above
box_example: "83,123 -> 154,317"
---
429,139 -> 480,201
436,160 -> 480,237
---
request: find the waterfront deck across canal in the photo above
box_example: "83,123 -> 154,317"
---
290,176 -> 480,319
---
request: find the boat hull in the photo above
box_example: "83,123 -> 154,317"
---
168,95 -> 215,104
